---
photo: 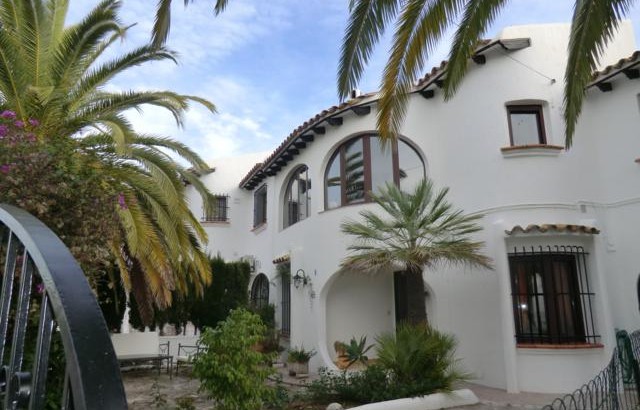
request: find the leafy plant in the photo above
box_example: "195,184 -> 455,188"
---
287,346 -> 316,363
193,308 -> 277,410
174,396 -> 196,410
339,336 -> 373,368
151,377 -> 168,409
375,323 -> 468,395
306,366 -> 401,404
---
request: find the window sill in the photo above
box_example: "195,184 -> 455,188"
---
501,144 -> 564,158
201,220 -> 230,225
517,343 -> 604,350
251,222 -> 267,234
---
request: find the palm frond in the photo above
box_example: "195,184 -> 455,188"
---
377,0 -> 463,142
444,0 -> 508,99
338,0 -> 399,101
564,0 -> 634,147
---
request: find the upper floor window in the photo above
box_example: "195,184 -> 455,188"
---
253,185 -> 267,228
203,195 -> 229,222
284,166 -> 310,228
325,135 -> 424,209
507,105 -> 546,146
508,245 -> 599,345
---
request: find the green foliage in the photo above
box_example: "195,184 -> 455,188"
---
375,323 -> 468,395
128,256 -> 251,332
174,396 -> 196,410
251,303 -> 276,329
287,346 -> 316,363
151,377 -> 168,409
307,365 -> 401,404
340,336 -> 373,368
193,308 -> 277,410
307,324 -> 467,404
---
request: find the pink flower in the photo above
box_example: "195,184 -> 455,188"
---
28,118 -> 39,127
0,164 -> 10,174
0,125 -> 8,137
36,283 -> 45,295
1,110 -> 16,120
117,192 -> 127,210
14,120 -> 24,128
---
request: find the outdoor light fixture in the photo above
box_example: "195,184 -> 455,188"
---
293,269 -> 310,289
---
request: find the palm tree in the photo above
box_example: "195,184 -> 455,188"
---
151,0 -> 230,47
338,0 -> 636,148
340,178 -> 492,325
0,0 -> 217,322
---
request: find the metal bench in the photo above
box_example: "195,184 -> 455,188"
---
0,204 -> 127,409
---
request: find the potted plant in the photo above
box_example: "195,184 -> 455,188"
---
287,345 -> 316,376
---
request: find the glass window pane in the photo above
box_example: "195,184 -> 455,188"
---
510,112 -> 542,145
344,138 -> 365,203
370,137 -> 394,194
326,154 -> 341,209
297,167 -> 310,221
398,141 -> 425,192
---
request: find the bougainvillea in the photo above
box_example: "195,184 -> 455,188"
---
0,112 -> 119,285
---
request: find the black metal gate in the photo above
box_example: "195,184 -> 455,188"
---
543,329 -> 640,409
0,204 -> 127,409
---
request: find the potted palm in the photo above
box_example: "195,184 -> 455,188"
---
287,346 -> 316,376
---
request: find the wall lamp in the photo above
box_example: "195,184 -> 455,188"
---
293,269 -> 311,289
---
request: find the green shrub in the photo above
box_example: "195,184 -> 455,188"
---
287,346 -> 316,363
340,336 -> 373,368
306,324 -> 467,405
376,323 -> 468,395
193,308 -> 276,410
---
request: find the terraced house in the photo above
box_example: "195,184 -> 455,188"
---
186,22 -> 640,393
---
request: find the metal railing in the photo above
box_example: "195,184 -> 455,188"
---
0,204 -> 127,409
542,329 -> 640,409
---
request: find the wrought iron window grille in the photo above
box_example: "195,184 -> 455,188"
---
202,194 -> 230,222
508,245 -> 599,346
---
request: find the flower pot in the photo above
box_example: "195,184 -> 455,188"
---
288,361 -> 309,376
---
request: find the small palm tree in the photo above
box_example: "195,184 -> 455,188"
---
340,178 -> 492,325
338,0 -> 636,148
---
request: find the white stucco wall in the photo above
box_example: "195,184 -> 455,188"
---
185,22 -> 640,394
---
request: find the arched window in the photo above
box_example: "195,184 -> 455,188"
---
325,135 -> 424,209
284,165 -> 310,228
250,274 -> 270,309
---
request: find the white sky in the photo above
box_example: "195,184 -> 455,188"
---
69,0 -> 640,163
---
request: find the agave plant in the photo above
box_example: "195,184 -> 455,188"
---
0,0 -> 217,321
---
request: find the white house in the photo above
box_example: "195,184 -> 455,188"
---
186,22 -> 640,394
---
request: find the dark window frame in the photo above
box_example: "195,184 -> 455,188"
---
324,135 -> 423,210
508,245 -> 599,346
284,165 -> 310,229
250,273 -> 270,309
253,184 -> 267,228
506,105 -> 547,146
202,194 -> 229,222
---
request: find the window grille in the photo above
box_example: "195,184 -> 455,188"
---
203,195 -> 229,222
508,245 -> 599,345
250,274 -> 270,309
279,264 -> 291,338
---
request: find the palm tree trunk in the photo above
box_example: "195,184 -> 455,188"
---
405,264 -> 428,325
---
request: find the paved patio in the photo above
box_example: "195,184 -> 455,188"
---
122,367 -> 561,409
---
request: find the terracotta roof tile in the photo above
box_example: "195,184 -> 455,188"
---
589,50 -> 640,88
505,224 -> 600,236
272,254 -> 290,264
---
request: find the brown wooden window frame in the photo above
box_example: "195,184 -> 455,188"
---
508,246 -> 599,346
507,105 -> 547,146
324,135 -> 423,210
